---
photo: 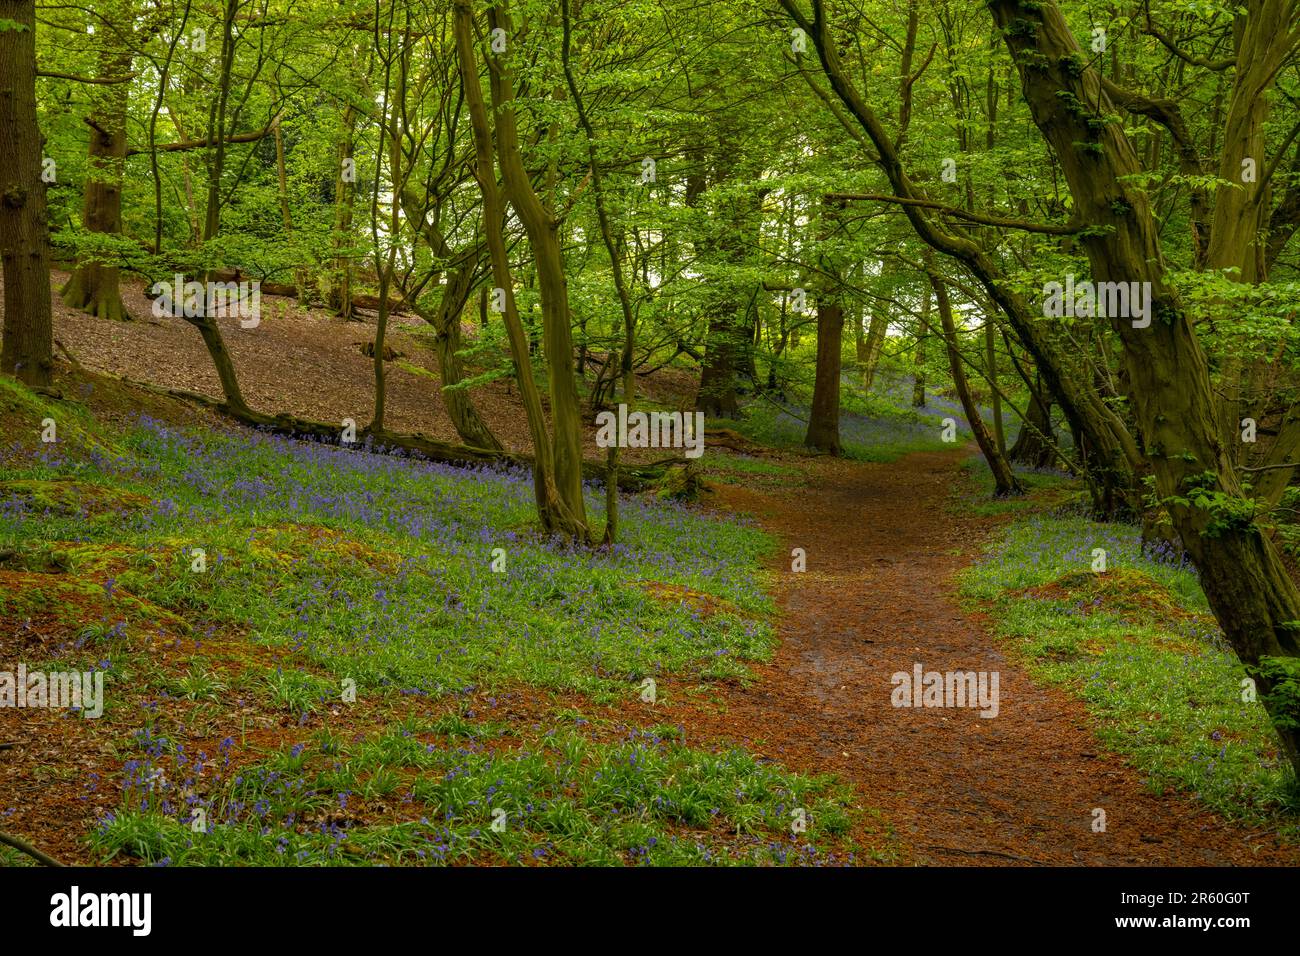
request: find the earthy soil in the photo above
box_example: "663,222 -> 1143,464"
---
661,453 -> 1300,865
36,270 -> 696,464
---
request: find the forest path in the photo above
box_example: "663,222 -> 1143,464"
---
665,448 -> 1298,865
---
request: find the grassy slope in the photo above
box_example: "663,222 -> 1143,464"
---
0,376 -> 885,866
956,459 -> 1300,837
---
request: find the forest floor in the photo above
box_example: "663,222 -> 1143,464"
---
3,277 -> 1297,865
661,453 -> 1300,865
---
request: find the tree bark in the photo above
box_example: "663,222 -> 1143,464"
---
805,197 -> 846,454
483,1 -> 590,542
984,316 -> 1004,454
928,267 -> 1022,496
454,0 -> 587,542
187,0 -> 251,415
328,105 -> 359,320
0,0 -> 54,387
61,46 -> 132,322
418,256 -> 503,451
1007,382 -> 1054,469
988,0 -> 1300,776
911,318 -> 927,407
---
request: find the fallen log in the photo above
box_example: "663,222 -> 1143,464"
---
102,373 -> 668,491
351,292 -> 410,314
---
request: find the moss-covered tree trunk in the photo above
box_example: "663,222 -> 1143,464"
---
989,0 -> 1300,775
484,1 -> 589,543
426,257 -> 502,451
1008,383 -> 1054,469
454,0 -> 587,542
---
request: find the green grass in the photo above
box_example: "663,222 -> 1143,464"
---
734,395 -> 963,463
2,414 -> 779,700
90,714 -> 889,866
960,512 -> 1300,833
698,452 -> 801,481
953,454 -> 1076,516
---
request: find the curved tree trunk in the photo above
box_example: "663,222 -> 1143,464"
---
455,0 -> 586,542
928,269 -> 1022,496
988,0 -> 1300,776
423,259 -> 503,451
483,1 -> 589,543
1008,384 -> 1054,469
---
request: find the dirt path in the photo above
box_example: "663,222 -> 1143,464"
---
667,449 -> 1298,865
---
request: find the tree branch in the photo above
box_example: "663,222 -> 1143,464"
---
37,69 -> 136,85
124,111 -> 285,157
825,192 -> 1083,234
0,830 -> 65,867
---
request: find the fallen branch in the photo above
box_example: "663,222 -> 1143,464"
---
0,830 -> 65,867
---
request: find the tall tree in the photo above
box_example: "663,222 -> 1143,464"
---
60,0 -> 137,322
454,0 -> 587,541
0,0 -> 54,387
482,0 -> 590,541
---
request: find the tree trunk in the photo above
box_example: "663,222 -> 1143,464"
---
454,0 -> 586,542
805,196 -> 845,454
0,0 -> 54,387
911,319 -> 927,407
861,305 -> 888,390
928,267 -> 1022,496
483,1 -> 589,543
696,310 -> 743,418
187,0 -> 251,415
1007,383 -> 1054,469
805,292 -> 844,454
984,316 -> 1004,454
988,0 -> 1300,776
61,47 -> 132,323
328,105 -> 358,320
422,258 -> 502,451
